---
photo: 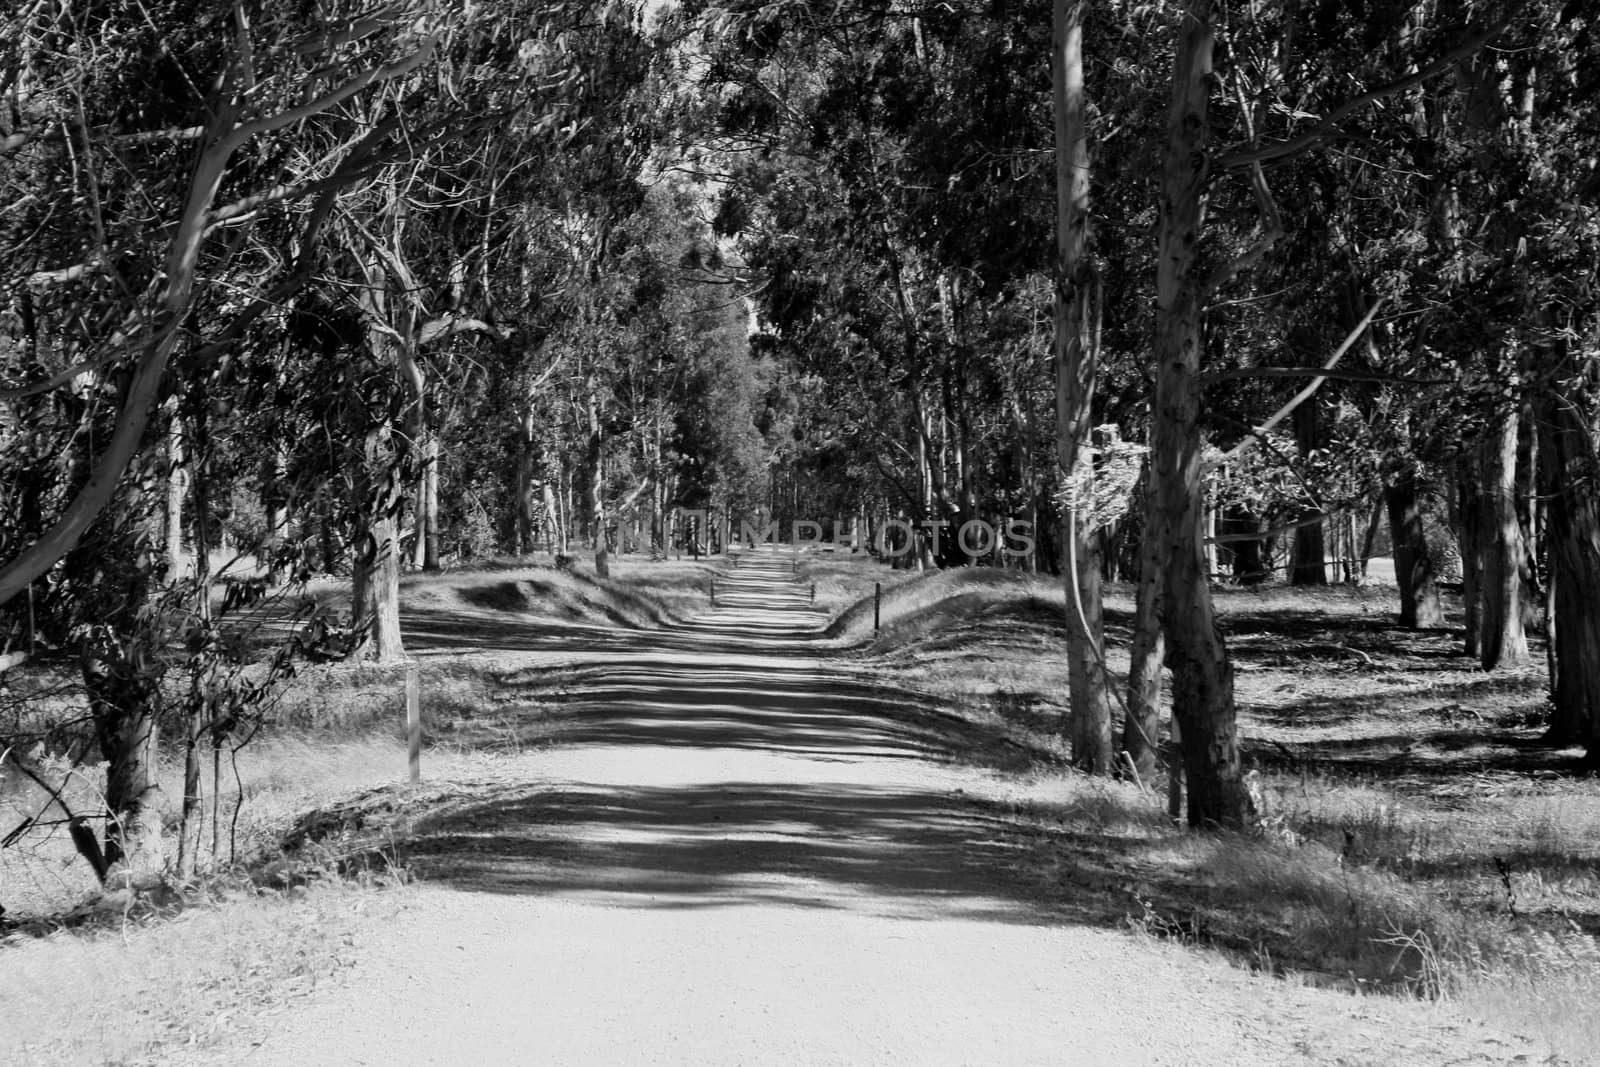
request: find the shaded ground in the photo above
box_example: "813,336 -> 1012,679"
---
186,551 -> 1547,1066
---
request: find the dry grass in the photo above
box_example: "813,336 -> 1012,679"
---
811,554 -> 1599,1059
791,549 -> 915,617
338,553 -> 720,629
0,876 -> 399,1066
1,552 -> 713,920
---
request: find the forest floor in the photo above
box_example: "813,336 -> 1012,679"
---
0,548 -> 1588,1064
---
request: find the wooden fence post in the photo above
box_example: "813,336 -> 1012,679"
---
406,664 -> 421,786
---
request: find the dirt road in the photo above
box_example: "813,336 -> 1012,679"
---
199,552 -> 1541,1066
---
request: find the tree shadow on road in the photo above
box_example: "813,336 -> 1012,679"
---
355,645 -> 1082,924
395,780 -> 1081,925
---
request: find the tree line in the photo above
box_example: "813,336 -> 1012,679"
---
1,0 -> 1597,877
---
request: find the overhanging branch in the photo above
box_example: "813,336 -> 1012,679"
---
1208,299 -> 1383,470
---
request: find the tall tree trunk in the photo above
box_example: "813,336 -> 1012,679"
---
515,410 -> 536,555
1517,411 -> 1543,633
178,430 -> 215,880
350,426 -> 405,663
1459,52 -> 1528,670
1219,505 -> 1266,583
165,421 -> 186,580
1386,467 -> 1445,627
1124,474 -> 1164,781
1478,410 -> 1530,668
1148,0 -> 1252,829
318,491 -> 337,574
1359,496 -> 1385,579
588,382 -> 610,579
1053,0 -> 1113,774
349,227 -> 411,662
420,427 -> 440,572
1458,473 -> 1483,658
1536,380 -> 1600,751
916,410 -> 934,570
1290,401 -> 1327,585
83,652 -> 164,881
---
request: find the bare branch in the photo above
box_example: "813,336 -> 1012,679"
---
25,259 -> 106,289
1208,299 -> 1384,470
1206,509 -> 1341,544
292,4 -> 405,56
1201,366 -> 1449,386
223,31 -> 442,150
107,125 -> 207,147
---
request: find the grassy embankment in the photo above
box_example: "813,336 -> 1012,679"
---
0,554 -> 718,1064
820,553 -> 1600,1063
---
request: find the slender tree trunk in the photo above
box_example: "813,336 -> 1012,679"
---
420,428 -> 440,571
1536,382 -> 1600,751
1207,505 -> 1224,578
1148,0 -> 1252,829
165,422 -> 186,580
1479,410 -> 1530,668
1124,487 -> 1164,781
1219,506 -> 1266,583
1359,496 -> 1385,579
84,657 -> 164,881
1458,474 -> 1483,658
411,469 -> 428,570
1290,402 -> 1327,585
318,491 -> 337,574
1517,412 -> 1543,633
1457,53 -> 1528,669
515,412 -> 536,555
177,432 -> 215,881
350,427 -> 404,663
589,383 -> 610,579
916,412 -> 934,571
552,471 -> 569,555
1053,0 -> 1113,774
1386,467 -> 1444,627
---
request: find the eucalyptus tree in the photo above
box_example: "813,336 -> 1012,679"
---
1465,5 -> 1600,748
683,1 -> 1068,568
0,0 -> 667,871
1053,0 -> 1113,771
1128,0 -> 1505,826
306,0 -> 656,655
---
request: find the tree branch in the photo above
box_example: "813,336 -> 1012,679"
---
417,315 -> 508,346
1216,22 -> 1508,170
222,31 -> 442,151
1201,366 -> 1449,386
1208,299 -> 1383,470
1205,509 -> 1341,544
